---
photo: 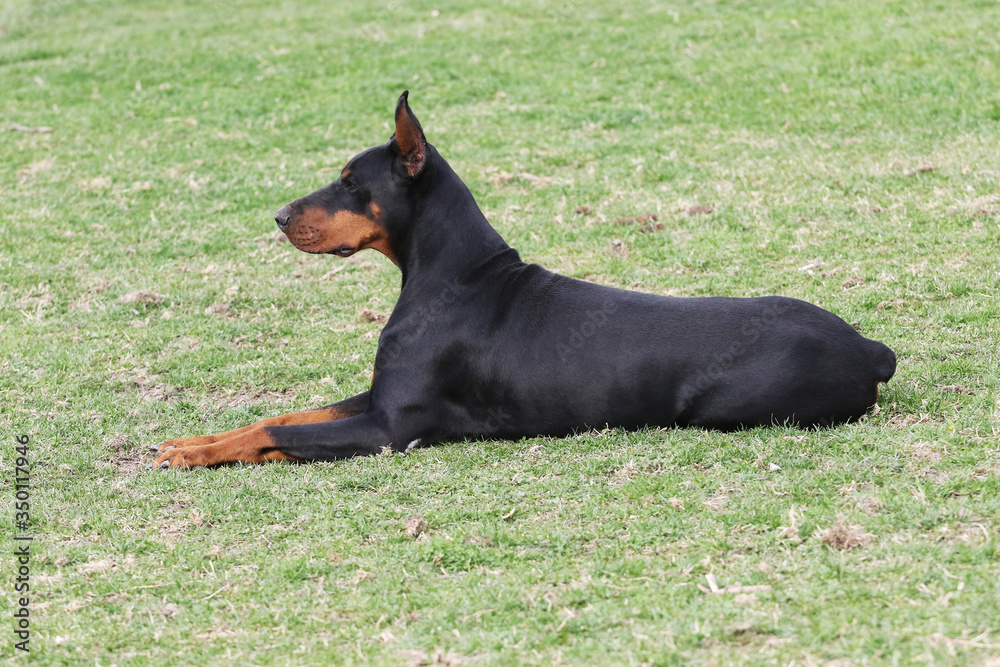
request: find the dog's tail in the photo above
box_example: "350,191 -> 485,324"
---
867,339 -> 897,384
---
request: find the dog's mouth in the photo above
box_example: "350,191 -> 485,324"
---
327,246 -> 357,257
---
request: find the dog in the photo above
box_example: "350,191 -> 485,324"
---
149,92 -> 896,469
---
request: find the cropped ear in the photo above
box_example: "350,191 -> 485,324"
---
392,91 -> 427,178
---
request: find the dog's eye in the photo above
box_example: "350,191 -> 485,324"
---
341,176 -> 357,191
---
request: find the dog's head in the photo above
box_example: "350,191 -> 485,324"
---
273,91 -> 430,266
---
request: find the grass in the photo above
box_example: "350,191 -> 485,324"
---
2,0 -> 1000,664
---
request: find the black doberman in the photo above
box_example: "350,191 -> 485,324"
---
149,92 -> 896,469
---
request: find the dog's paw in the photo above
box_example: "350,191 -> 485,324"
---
149,445 -> 210,470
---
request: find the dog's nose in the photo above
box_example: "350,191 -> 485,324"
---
274,207 -> 292,230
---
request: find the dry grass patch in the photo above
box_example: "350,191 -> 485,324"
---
818,514 -> 874,551
404,515 -> 427,539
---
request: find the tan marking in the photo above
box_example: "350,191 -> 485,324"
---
370,201 -> 382,218
284,205 -> 398,266
155,429 -> 299,468
341,167 -> 351,179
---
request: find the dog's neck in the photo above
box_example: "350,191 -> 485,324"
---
393,149 -> 516,287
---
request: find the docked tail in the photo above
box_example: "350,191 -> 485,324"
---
868,339 -> 897,383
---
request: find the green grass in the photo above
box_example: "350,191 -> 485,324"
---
2,0 -> 1000,664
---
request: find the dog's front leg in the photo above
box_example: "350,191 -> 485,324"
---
149,411 -> 392,469
150,391 -> 371,453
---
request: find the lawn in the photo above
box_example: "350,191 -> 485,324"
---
2,0 -> 999,664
